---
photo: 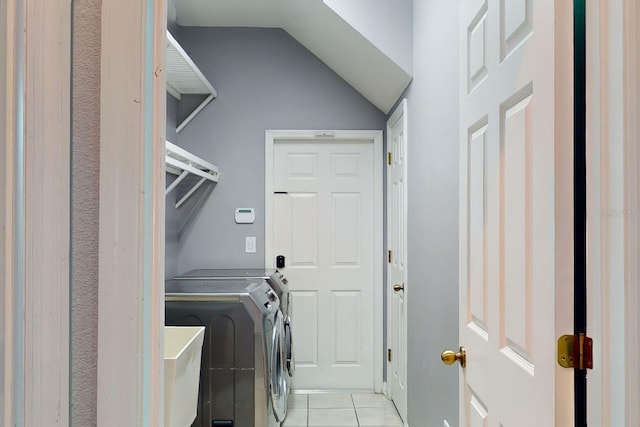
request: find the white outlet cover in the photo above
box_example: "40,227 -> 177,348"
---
245,236 -> 256,253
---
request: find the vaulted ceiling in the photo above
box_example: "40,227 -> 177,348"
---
171,0 -> 412,113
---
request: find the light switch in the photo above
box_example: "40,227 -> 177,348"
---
245,236 -> 256,253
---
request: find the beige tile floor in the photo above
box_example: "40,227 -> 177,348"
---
283,393 -> 404,427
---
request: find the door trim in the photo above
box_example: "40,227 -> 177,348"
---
587,0 -> 640,425
265,129 -> 384,393
97,0 -> 166,425
621,4 -> 640,424
1,0 -> 72,424
0,1 -> 23,423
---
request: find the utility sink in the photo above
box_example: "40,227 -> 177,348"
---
164,326 -> 205,427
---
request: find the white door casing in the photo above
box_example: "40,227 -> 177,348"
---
265,130 -> 383,391
587,1 -> 640,426
1,0 -> 72,425
0,0 -> 22,423
458,1 -> 574,426
97,0 -> 166,425
386,99 -> 408,421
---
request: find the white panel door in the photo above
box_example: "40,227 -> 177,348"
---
458,0 -> 574,426
386,100 -> 408,421
273,139 -> 375,389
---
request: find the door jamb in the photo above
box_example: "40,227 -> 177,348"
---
1,0 -> 72,424
0,0 -> 23,423
586,1 -> 640,425
97,0 -> 166,425
621,4 -> 640,424
265,129 -> 384,393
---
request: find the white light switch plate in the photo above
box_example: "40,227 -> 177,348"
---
245,236 -> 256,253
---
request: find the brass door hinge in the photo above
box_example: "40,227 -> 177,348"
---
387,152 -> 392,165
388,348 -> 392,362
388,250 -> 392,263
558,333 -> 593,370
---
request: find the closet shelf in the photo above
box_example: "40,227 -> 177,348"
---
166,30 -> 217,133
165,141 -> 219,208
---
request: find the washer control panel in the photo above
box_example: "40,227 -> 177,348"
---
258,286 -> 280,312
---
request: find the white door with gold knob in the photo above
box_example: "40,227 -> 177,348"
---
387,99 -> 408,422
457,0 -> 575,426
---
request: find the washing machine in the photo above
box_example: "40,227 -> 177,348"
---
174,269 -> 295,391
165,278 -> 287,427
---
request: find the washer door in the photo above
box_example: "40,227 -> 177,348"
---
284,316 -> 295,377
270,310 -> 287,422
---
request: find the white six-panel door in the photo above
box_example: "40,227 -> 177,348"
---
458,0 -> 574,426
270,136 -> 379,390
386,100 -> 408,421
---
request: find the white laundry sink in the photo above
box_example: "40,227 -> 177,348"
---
164,326 -> 205,427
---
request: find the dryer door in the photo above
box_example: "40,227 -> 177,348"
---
270,310 -> 287,422
284,316 -> 295,377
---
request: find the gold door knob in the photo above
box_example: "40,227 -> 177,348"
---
393,284 -> 404,292
441,346 -> 466,368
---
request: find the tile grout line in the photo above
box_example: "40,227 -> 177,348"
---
351,393 -> 361,427
292,392 -> 404,427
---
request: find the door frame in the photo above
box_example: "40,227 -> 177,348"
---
264,129 -> 384,393
385,99 -> 408,416
3,0 -> 167,424
587,1 -> 640,425
1,0 -> 72,425
96,0 -> 167,425
0,1 -> 24,423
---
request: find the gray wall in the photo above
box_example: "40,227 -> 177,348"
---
170,27 -> 386,274
165,93 -> 180,279
167,0 -> 178,34
403,1 -> 460,426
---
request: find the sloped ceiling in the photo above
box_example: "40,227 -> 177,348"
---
172,0 -> 412,113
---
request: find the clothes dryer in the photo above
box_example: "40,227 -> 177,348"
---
165,279 -> 287,427
174,269 -> 295,389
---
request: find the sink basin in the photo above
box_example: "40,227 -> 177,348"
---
164,326 -> 205,427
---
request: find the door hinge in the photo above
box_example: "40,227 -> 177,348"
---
387,152 -> 392,165
388,250 -> 392,263
557,333 -> 593,370
388,348 -> 392,362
